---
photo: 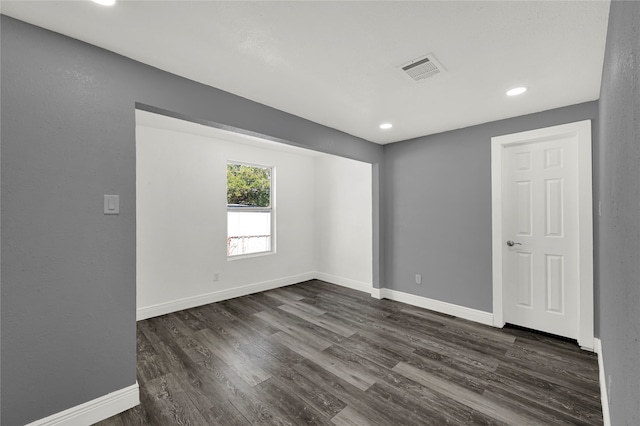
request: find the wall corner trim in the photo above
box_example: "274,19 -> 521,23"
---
25,382 -> 139,426
374,288 -> 494,326
370,288 -> 382,299
593,338 -> 611,426
314,272 -> 372,294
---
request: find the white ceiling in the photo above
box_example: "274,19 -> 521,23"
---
1,0 -> 610,144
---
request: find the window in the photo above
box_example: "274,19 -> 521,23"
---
227,162 -> 274,257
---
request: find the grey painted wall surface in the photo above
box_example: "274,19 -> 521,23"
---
1,17 -> 137,425
383,102 -> 598,313
0,16 -> 381,425
597,1 -> 640,424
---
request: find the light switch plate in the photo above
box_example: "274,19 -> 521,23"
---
104,195 -> 120,215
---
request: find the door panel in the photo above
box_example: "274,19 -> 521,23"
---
516,181 -> 532,236
545,254 -> 564,313
516,252 -> 533,307
545,179 -> 563,237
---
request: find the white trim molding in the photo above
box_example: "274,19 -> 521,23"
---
26,382 -> 139,426
370,287 -> 382,299
137,272 -> 315,320
490,120 -> 594,350
137,272 -> 494,332
594,338 -> 611,426
314,272 -> 372,294
137,272 -> 374,321
372,288 -> 493,326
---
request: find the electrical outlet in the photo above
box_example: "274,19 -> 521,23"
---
213,272 -> 220,282
415,274 -> 422,284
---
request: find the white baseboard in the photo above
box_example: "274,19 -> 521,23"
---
594,338 -> 611,426
314,272 -> 372,294
373,288 -> 494,326
316,280 -> 493,326
137,273 -> 492,330
137,272 -> 316,320
26,382 -> 139,426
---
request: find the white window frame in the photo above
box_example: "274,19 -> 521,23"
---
226,161 -> 276,259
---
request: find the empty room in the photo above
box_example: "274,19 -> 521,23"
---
1,1 -> 638,425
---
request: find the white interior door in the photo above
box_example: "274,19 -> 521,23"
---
491,120 -> 593,348
503,137 -> 579,338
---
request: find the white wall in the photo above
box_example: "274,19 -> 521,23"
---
315,156 -> 373,291
135,111 -> 372,319
136,116 -> 318,318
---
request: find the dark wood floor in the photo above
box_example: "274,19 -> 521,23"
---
97,280 -> 603,425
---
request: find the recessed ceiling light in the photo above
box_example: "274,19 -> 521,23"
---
92,0 -> 116,6
379,123 -> 393,130
506,87 -> 527,96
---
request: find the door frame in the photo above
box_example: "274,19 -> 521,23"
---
490,120 -> 594,350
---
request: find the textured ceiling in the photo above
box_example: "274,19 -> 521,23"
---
1,0 -> 610,144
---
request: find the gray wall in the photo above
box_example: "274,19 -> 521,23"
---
0,16 -> 382,425
383,102 -> 598,313
597,1 -> 640,424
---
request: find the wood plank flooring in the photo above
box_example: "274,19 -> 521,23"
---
96,280 -> 603,425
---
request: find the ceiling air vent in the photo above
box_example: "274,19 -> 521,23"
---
399,54 -> 445,82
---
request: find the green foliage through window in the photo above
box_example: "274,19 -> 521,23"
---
227,164 -> 271,207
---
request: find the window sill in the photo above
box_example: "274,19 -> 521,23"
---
227,250 -> 276,261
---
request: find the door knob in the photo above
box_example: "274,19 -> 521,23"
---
506,240 -> 522,247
